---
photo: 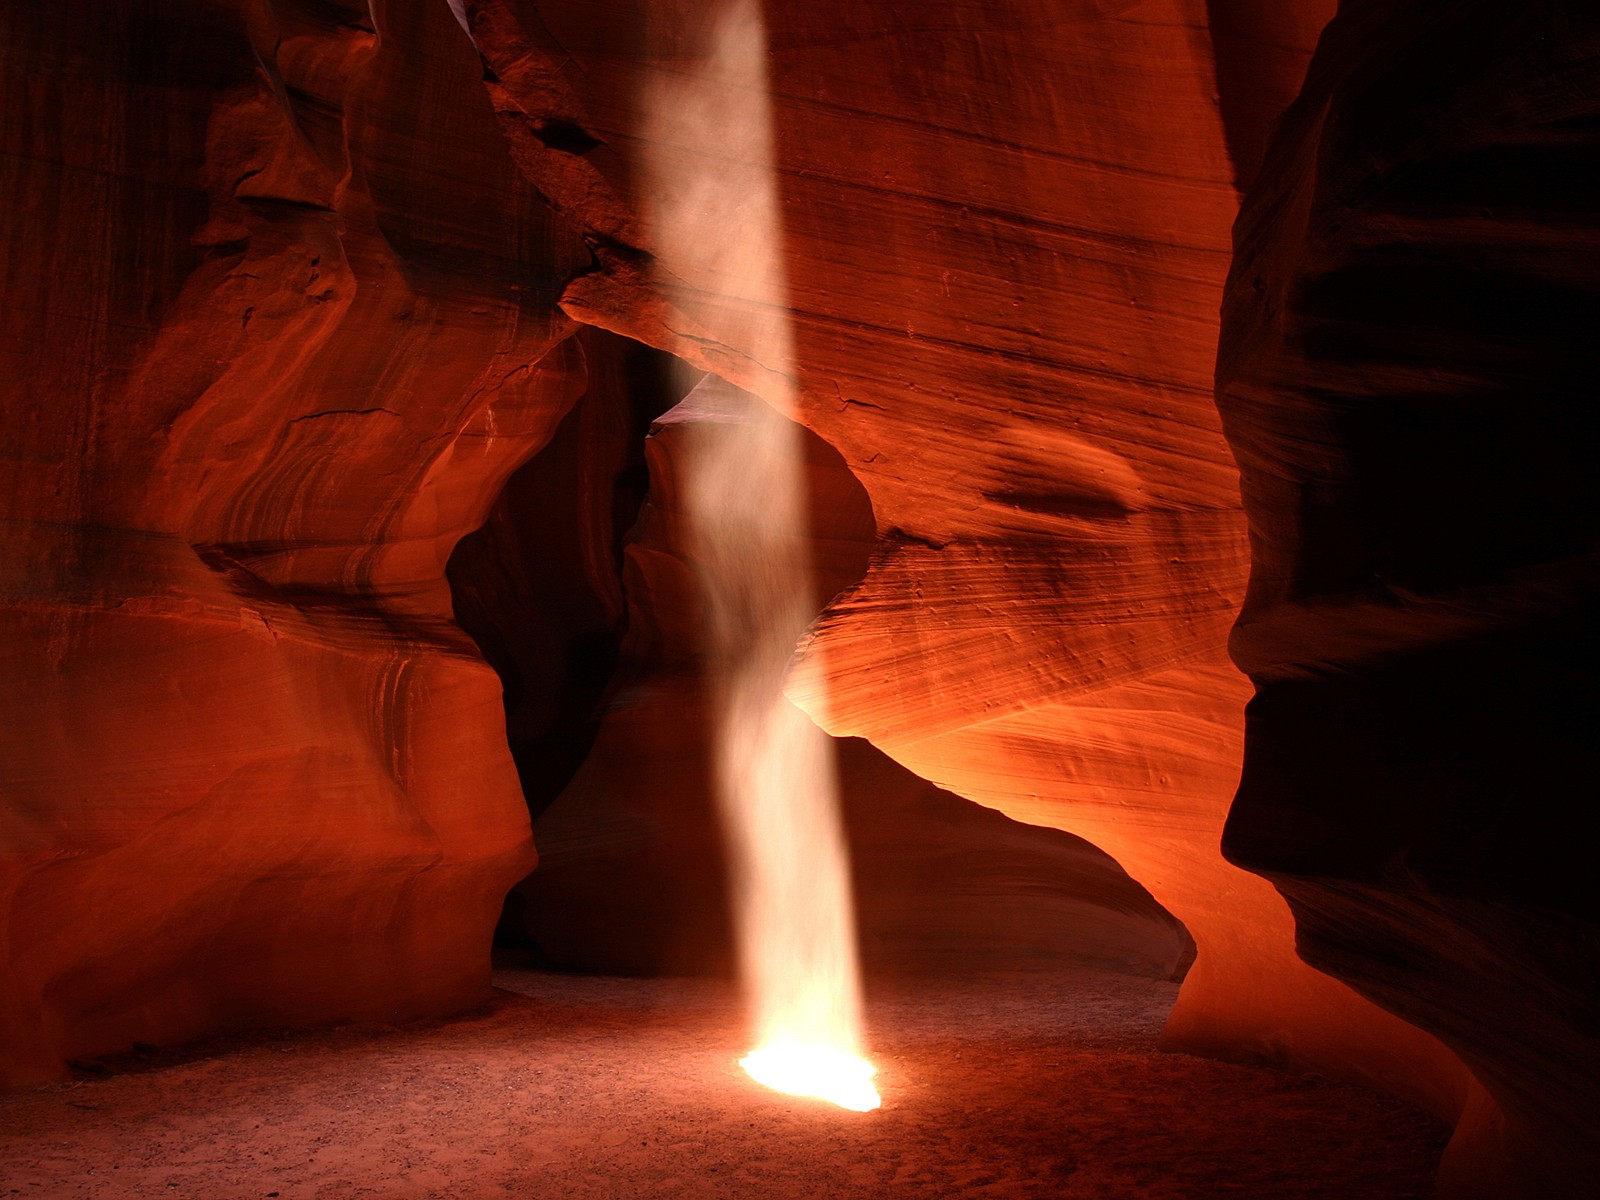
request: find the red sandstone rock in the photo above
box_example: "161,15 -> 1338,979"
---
1216,3 -> 1600,1195
0,0 -> 584,1083
491,375 -> 1192,981
4,4 -> 1590,1197
520,701 -> 1199,983
461,0 -> 1468,1137
447,328 -> 680,816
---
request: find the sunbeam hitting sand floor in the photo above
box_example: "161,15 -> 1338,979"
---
642,0 -> 878,1109
0,968 -> 1447,1199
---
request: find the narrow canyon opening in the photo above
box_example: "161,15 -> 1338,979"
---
445,326 -> 1197,995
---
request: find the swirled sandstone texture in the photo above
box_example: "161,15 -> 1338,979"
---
455,0 -> 1479,1155
7,4 -> 1585,1194
446,328 -> 677,821
0,0 -> 586,1083
1216,2 -> 1600,1195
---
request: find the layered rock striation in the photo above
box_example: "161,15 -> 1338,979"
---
476,371 -> 1193,981
0,0 -> 584,1082
457,0 -> 1464,1123
4,3 -> 1593,1195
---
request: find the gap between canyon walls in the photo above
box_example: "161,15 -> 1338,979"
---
449,0 -> 1477,1137
448,330 -> 683,830
3,0 -> 1586,1190
446,326 -> 1196,983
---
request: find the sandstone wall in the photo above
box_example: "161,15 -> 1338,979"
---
481,371 -> 1193,981
1217,2 -> 1600,1194
7,4 -> 1592,1193
0,0 -> 583,1082
458,0 -> 1463,1118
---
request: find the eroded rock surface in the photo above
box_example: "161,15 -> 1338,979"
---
1217,3 -> 1600,1194
447,329 -> 682,818
4,4 -> 1590,1195
489,376 -> 1192,981
0,0 -> 584,1082
457,0 -> 1466,1127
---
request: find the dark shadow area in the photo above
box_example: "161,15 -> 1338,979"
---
1204,0 -> 1334,192
447,327 -> 685,827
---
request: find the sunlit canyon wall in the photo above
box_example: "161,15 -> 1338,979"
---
456,354 -> 1195,983
2,1 -> 1595,1195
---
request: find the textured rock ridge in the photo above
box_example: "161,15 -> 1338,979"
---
5,4 -> 1591,1195
1217,2 -> 1600,1195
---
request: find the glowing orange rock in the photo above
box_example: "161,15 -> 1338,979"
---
0,0 -> 584,1083
7,7 -> 1589,1197
461,0 -> 1462,1129
488,375 -> 1195,983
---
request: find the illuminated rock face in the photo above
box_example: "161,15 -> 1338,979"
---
459,0 -> 1467,1119
0,0 -> 582,1082
1217,2 -> 1600,1194
3,2 -> 1594,1194
480,373 -> 1192,981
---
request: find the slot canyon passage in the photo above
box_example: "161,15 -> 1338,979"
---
1,0 -> 1597,1196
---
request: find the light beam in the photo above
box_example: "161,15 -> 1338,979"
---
639,0 -> 880,1113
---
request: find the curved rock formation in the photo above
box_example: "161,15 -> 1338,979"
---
487,373 -> 1192,981
1216,2 -> 1600,1194
447,329 -> 681,818
0,0 -> 583,1082
458,0 -> 1466,1124
4,2 -> 1593,1194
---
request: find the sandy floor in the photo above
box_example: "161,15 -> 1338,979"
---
1,968 -> 1447,1199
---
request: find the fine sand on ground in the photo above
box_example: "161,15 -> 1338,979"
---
1,968 -> 1447,1199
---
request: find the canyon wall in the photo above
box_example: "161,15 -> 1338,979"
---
465,367 -> 1193,981
1216,2 -> 1600,1195
0,0 -> 583,1082
459,0 -> 1468,1118
5,1 -> 1595,1193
